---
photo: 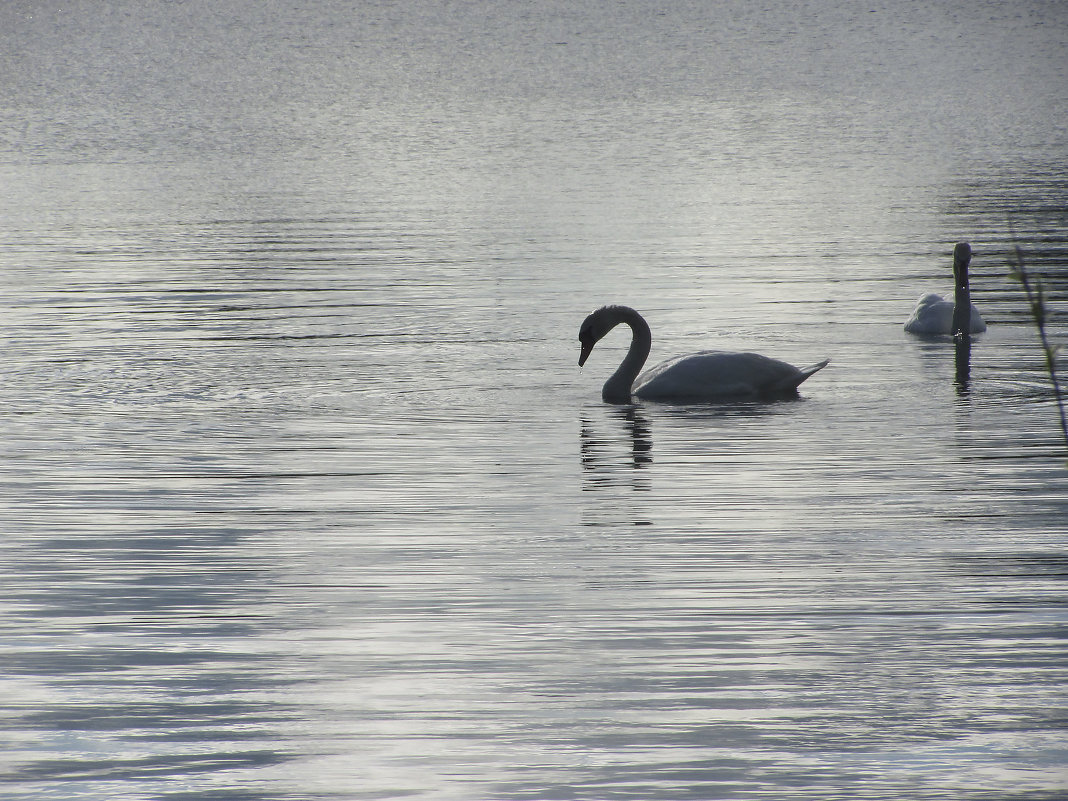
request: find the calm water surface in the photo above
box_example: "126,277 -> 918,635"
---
1,2 -> 1066,799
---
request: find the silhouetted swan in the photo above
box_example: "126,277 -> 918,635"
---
904,243 -> 986,335
578,305 -> 829,404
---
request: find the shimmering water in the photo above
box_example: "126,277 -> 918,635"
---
1,1 -> 1066,799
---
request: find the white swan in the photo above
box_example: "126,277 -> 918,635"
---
578,305 -> 829,404
904,242 -> 986,335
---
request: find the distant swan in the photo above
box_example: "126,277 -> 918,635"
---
578,304 -> 829,404
904,242 -> 986,335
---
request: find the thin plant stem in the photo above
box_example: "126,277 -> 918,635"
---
1009,244 -> 1068,453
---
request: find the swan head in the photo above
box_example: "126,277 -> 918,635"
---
578,305 -> 624,366
578,315 -> 599,366
953,242 -> 972,283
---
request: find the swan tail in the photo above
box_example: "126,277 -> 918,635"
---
798,358 -> 830,379
774,358 -> 830,393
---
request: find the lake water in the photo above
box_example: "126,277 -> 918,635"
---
1,1 -> 1067,799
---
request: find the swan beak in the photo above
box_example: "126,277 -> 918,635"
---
579,341 -> 593,366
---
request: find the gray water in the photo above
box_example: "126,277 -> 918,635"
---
2,2 -> 1067,799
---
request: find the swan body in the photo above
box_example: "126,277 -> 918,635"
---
904,294 -> 986,334
578,304 -> 829,404
904,242 -> 986,335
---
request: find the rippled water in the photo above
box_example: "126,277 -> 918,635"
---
2,1 -> 1067,799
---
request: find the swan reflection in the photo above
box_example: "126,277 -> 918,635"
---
913,333 -> 974,398
581,405 -> 652,479
954,333 -> 972,396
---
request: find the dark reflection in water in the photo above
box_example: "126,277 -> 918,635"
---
580,406 -> 653,527
950,551 -> 1068,580
954,333 -> 972,396
914,335 -> 972,390
580,405 -> 653,479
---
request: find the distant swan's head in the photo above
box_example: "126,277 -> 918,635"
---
953,242 -> 972,282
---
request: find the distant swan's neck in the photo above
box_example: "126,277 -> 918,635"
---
951,243 -> 972,338
603,307 -> 651,403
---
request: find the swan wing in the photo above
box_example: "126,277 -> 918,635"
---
904,294 -> 986,334
904,294 -> 952,333
633,351 -> 827,401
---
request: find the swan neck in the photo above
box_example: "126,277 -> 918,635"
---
952,251 -> 972,337
602,308 -> 651,403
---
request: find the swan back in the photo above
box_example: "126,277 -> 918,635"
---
904,295 -> 986,334
635,351 -> 828,401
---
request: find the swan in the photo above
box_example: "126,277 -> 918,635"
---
904,242 -> 986,335
578,304 -> 829,404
